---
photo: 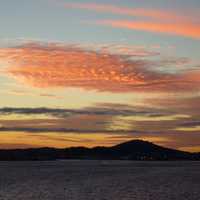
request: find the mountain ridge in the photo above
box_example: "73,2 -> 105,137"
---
0,140 -> 199,161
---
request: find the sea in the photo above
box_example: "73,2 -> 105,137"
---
0,160 -> 199,200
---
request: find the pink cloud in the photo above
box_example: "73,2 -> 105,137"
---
64,3 -> 189,22
97,20 -> 200,39
63,2 -> 200,39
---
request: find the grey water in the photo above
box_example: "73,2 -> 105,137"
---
0,160 -> 199,200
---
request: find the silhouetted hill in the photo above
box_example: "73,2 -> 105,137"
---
0,140 -> 199,161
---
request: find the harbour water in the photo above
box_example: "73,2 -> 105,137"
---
0,160 -> 199,200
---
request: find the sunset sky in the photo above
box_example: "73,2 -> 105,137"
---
0,0 -> 200,152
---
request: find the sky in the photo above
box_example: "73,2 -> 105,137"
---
0,0 -> 200,152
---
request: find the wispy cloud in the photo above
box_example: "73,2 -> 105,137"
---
0,104 -> 165,118
97,20 -> 200,39
6,89 -> 63,99
64,3 -> 189,22
63,2 -> 200,39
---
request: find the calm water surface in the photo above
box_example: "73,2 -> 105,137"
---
0,160 -> 199,200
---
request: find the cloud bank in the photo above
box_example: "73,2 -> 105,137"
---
0,104 -> 199,151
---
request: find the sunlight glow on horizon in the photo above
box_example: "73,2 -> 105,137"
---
0,0 -> 200,151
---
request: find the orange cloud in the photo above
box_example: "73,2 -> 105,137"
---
0,42 -> 168,92
0,42 -> 199,93
97,20 -> 200,39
